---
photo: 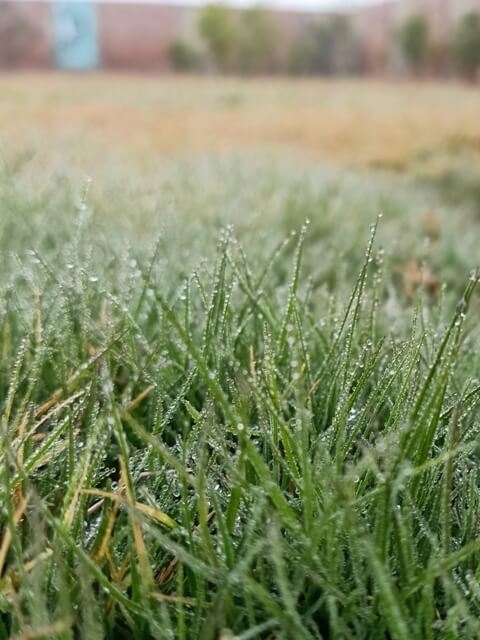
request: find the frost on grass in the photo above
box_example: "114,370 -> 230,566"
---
1,166 -> 480,639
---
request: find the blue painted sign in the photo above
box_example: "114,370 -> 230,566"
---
52,3 -> 99,70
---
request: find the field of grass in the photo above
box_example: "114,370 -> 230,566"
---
2,74 -> 480,173
1,75 -> 480,639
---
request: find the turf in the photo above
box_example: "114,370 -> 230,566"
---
1,152 -> 480,640
2,75 -> 480,174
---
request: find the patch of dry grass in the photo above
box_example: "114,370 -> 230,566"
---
1,74 -> 480,174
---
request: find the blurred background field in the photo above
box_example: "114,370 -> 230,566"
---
3,70 -> 480,252
2,67 -> 480,296
2,0 -> 480,184
2,71 -> 480,315
3,2 -> 480,638
2,74 -> 480,175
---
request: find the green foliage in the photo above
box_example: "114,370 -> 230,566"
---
451,12 -> 480,79
1,157 -> 480,639
198,4 -> 278,74
398,14 -> 430,73
236,8 -> 278,74
290,16 -> 359,76
169,39 -> 203,72
198,4 -> 239,72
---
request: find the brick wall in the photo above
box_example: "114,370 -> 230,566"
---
0,1 -> 52,68
0,2 -> 314,71
2,0 -> 480,73
98,3 -> 195,70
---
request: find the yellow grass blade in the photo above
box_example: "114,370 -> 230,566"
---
126,385 -> 155,413
0,495 -> 28,577
81,488 -> 178,529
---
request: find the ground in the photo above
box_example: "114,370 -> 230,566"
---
2,75 -> 480,173
1,75 -> 480,640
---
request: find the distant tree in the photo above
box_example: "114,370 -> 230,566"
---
451,12 -> 480,80
290,21 -> 334,75
398,14 -> 430,74
237,8 -> 278,74
290,16 -> 359,76
198,4 -> 239,72
169,40 -> 203,72
332,16 -> 361,74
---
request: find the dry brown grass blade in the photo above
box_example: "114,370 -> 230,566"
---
105,550 -> 131,616
16,412 -> 29,454
156,558 -> 178,585
96,500 -> 120,562
13,412 -> 30,509
113,551 -> 131,584
27,390 -> 86,443
1,551 -> 54,600
0,495 -> 28,577
11,619 -> 70,640
35,331 -> 128,420
126,385 -> 155,413
151,591 -> 198,606
35,389 -> 64,420
249,344 -> 257,381
81,488 -> 178,529
87,499 -> 105,516
63,456 -> 91,527
119,458 -> 153,586
422,210 -> 441,240
402,259 -> 440,298
23,549 -> 53,573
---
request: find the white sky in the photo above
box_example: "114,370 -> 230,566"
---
176,0 -> 375,8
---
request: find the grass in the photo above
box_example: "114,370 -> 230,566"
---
1,75 -> 480,174
1,76 -> 480,639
